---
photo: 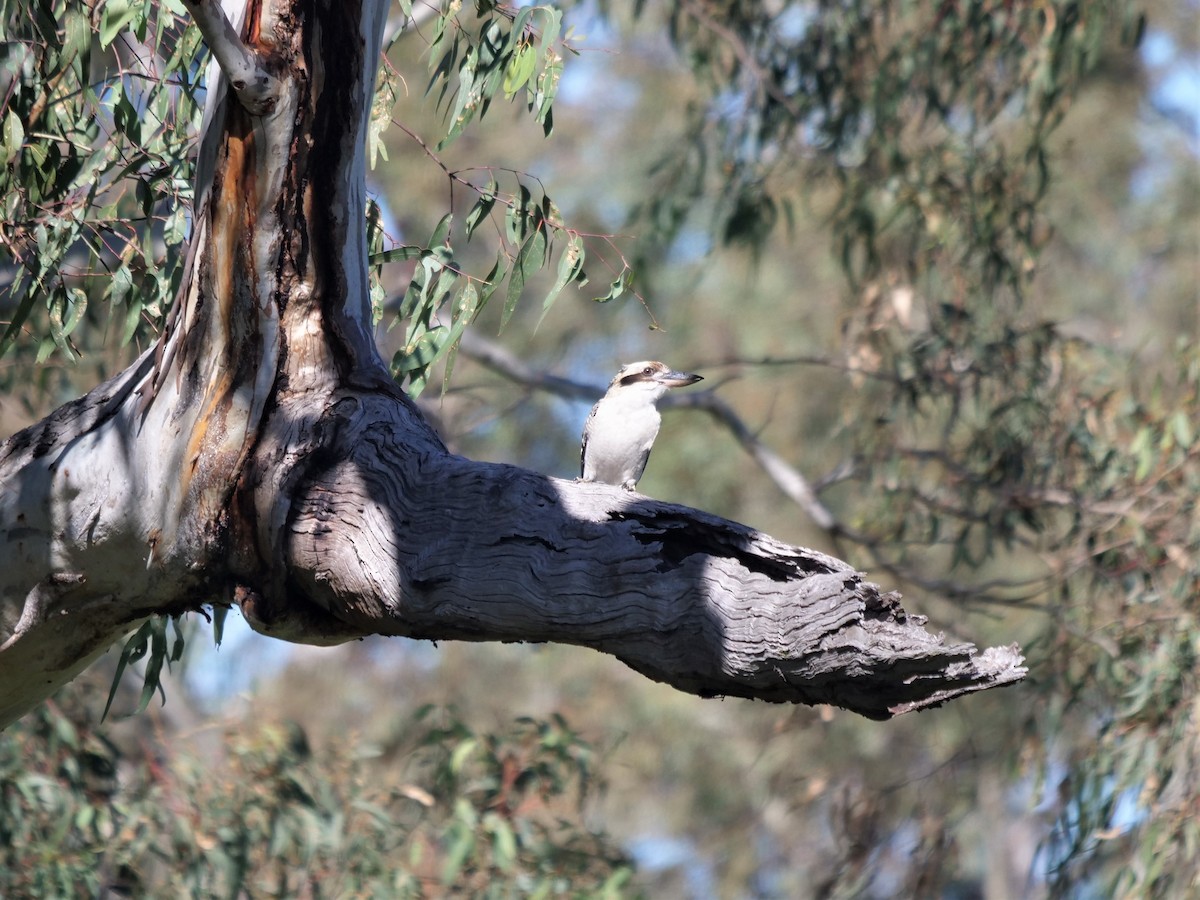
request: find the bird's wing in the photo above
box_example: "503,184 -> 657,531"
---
631,444 -> 652,487
580,404 -> 598,477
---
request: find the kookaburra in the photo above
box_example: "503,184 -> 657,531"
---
580,360 -> 703,490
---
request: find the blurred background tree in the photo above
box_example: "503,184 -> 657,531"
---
1,0 -> 1197,895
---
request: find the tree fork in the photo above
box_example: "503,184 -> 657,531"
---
0,0 -> 1026,730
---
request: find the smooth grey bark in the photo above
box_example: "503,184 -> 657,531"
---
0,0 -> 1026,731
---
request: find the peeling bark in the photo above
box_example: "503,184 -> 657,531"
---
0,0 -> 1026,731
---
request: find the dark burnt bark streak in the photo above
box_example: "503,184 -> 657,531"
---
304,0 -> 393,384
222,0 -> 406,636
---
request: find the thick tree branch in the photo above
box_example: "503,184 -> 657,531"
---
181,0 -> 280,115
240,389 -> 1027,719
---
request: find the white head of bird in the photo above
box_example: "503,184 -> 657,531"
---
580,361 -> 703,491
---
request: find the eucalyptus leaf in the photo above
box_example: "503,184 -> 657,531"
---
503,42 -> 537,99
2,110 -> 24,167
429,212 -> 454,247
593,271 -> 628,304
500,223 -> 546,332
536,232 -> 586,330
464,178 -> 497,241
372,245 -> 426,265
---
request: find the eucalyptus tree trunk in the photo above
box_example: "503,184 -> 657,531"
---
0,0 -> 1026,731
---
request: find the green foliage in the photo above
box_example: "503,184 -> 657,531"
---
369,173 -> 588,396
438,1 -> 1192,893
0,0 -> 202,387
102,616 -> 186,721
425,2 -> 568,149
1029,346 -> 1200,895
367,3 -> 592,396
583,15 -> 1197,893
624,0 -> 1145,304
0,700 -> 632,896
809,327 -> 1197,894
0,702 -> 123,897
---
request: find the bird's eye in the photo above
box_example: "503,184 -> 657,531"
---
643,367 -> 654,376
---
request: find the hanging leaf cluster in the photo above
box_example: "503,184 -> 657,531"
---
0,0 -> 203,381
101,615 -> 186,721
425,1 -> 569,149
625,0 -> 1144,306
361,2 -> 597,397
370,172 -> 591,397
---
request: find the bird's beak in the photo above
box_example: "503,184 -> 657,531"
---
657,370 -> 703,388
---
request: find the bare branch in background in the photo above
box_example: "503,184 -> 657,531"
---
457,331 -> 839,535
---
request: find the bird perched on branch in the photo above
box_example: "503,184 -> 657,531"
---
580,360 -> 703,491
